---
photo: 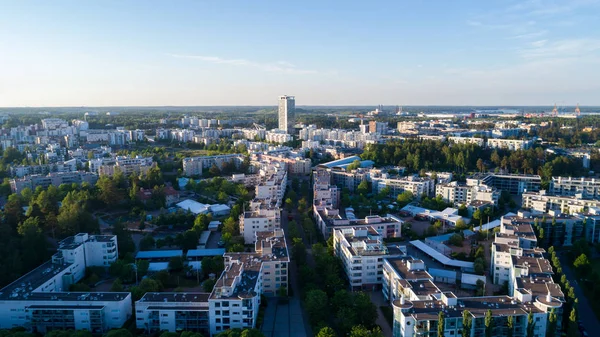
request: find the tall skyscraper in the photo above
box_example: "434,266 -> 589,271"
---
278,95 -> 295,133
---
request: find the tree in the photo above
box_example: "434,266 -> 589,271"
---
203,278 -> 216,292
438,311 -> 445,337
348,326 -> 384,337
546,308 -> 557,337
573,253 -> 590,276
17,217 -> 49,269
105,329 -> 133,337
484,309 -> 493,337
397,191 -> 414,207
354,291 -> 378,328
97,175 -> 123,207
357,180 -> 369,196
316,326 -> 336,337
111,278 -> 124,291
139,234 -> 155,251
567,307 -> 579,337
462,310 -> 472,337
181,332 -> 204,337
169,256 -> 185,272
526,311 -> 535,337
160,332 -> 179,337
305,289 -> 328,326
448,233 -> 463,247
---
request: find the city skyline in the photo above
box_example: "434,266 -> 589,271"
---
1,0 -> 600,107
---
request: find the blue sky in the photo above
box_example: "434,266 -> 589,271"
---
1,0 -> 599,106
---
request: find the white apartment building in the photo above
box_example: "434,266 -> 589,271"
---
240,205 -> 280,244
550,176 -> 600,200
372,175 -> 435,199
334,226 -> 402,290
257,154 -> 312,175
278,95 -> 295,134
313,169 -> 340,209
10,171 -> 99,193
209,230 -> 288,336
0,234 -> 129,334
41,118 -> 69,130
436,181 -> 500,207
135,293 -> 210,335
182,154 -> 245,176
393,212 -> 563,337
448,136 -> 485,147
487,138 -> 533,150
382,257 -> 436,303
522,190 -> 600,214
265,130 -> 292,143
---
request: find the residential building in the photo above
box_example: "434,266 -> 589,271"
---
182,154 -> 245,177
136,293 -> 210,335
393,211 -> 564,337
10,171 -> 98,193
522,190 -> 600,214
313,169 -> 340,209
208,229 -> 288,336
468,172 -> 541,195
487,138 -> 533,150
372,174 -> 435,199
278,95 -> 295,133
436,181 -> 499,207
0,234 -> 130,334
368,121 -> 388,134
333,226 -> 394,290
550,176 -> 600,200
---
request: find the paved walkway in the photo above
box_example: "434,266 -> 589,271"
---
261,298 -> 307,337
369,291 -> 393,337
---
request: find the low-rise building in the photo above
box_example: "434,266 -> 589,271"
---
10,171 -> 98,193
135,293 -> 210,335
468,172 -> 541,195
550,176 -> 600,199
0,234 -> 130,334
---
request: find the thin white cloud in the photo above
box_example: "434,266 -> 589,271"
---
518,38 -> 600,59
510,30 -> 548,39
168,53 -> 317,75
531,39 -> 548,47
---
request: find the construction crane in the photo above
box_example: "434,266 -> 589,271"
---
552,103 -> 558,117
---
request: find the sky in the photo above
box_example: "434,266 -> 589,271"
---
1,0 -> 600,107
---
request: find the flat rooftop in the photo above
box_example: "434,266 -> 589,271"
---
386,257 -> 432,281
400,295 -> 543,321
138,292 -> 210,303
0,260 -> 71,300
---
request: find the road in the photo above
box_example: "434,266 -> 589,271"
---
280,208 -> 314,337
559,252 -> 600,334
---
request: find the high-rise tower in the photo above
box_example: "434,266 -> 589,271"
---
278,95 -> 295,133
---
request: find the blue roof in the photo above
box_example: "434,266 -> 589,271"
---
136,250 -> 183,259
187,248 -> 226,258
426,233 -> 453,242
428,268 -> 457,279
317,155 -> 362,168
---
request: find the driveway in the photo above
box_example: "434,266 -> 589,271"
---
369,291 -> 393,337
261,298 -> 307,337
